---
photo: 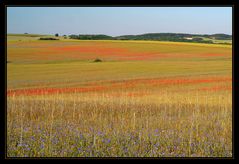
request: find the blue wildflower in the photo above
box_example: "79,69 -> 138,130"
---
97,131 -> 104,136
40,144 -> 44,149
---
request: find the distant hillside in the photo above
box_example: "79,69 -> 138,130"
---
116,33 -> 232,41
201,34 -> 232,40
7,33 -> 47,37
69,33 -> 232,44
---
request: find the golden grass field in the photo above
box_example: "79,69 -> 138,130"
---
7,34 -> 232,157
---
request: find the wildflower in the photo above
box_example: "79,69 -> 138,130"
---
23,128 -> 28,133
97,131 -> 104,136
52,138 -> 59,144
89,127 -> 94,132
17,143 -> 23,147
40,144 -> 44,149
123,147 -> 128,153
154,143 -> 160,148
40,137 -> 45,142
154,132 -> 160,137
31,136 -> 35,141
79,133 -> 84,140
25,147 -> 31,151
18,143 -> 28,148
102,138 -> 111,144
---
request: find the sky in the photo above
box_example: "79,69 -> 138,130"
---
7,7 -> 232,36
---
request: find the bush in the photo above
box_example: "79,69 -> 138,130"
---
39,38 -> 59,40
93,58 -> 102,62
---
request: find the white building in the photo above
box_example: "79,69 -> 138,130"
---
184,37 -> 193,40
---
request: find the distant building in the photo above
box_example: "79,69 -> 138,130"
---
184,37 -> 193,40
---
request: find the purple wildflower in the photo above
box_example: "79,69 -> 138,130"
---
40,144 -> 44,149
123,147 -> 128,153
154,143 -> 160,147
25,147 -> 30,151
79,134 -> 84,140
97,131 -> 104,136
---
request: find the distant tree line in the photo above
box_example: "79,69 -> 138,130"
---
39,38 -> 59,40
68,33 -> 231,44
69,34 -> 114,40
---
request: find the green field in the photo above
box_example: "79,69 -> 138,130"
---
7,34 -> 232,157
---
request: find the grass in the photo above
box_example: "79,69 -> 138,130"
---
7,35 -> 232,157
7,89 -> 232,157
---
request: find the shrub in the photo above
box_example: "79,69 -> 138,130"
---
93,58 -> 102,62
39,38 -> 59,40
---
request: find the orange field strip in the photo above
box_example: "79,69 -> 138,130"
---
7,76 -> 231,96
198,85 -> 232,91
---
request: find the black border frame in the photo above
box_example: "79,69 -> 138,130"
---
1,0 -> 238,161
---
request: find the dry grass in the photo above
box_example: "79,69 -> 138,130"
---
7,88 -> 232,157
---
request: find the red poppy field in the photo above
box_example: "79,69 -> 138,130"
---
7,35 -> 232,157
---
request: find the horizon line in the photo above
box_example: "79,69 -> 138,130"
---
7,32 -> 232,37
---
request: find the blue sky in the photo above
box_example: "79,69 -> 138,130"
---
7,7 -> 232,36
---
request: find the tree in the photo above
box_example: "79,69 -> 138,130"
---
55,33 -> 59,37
